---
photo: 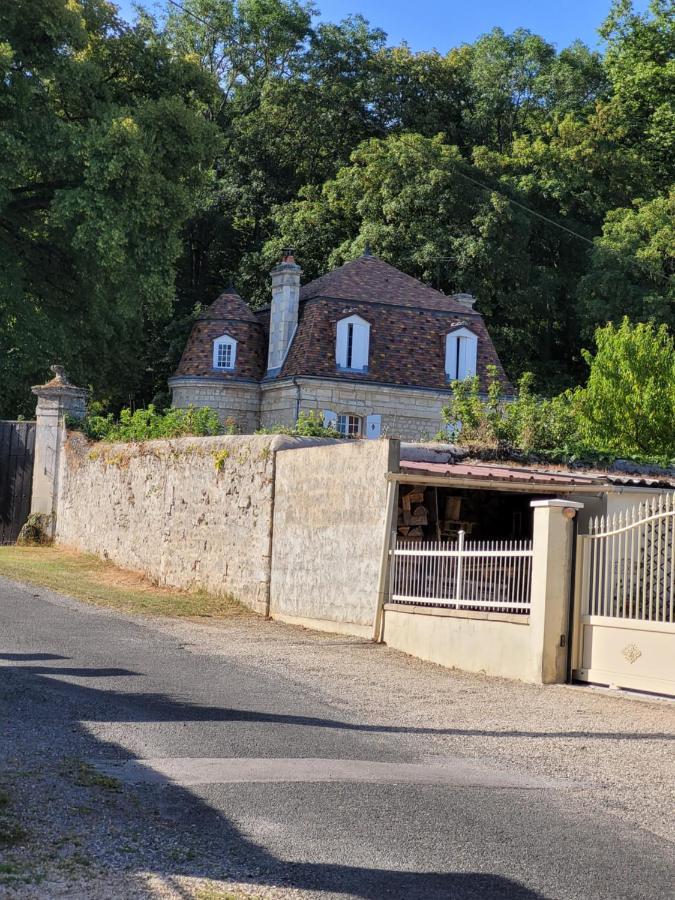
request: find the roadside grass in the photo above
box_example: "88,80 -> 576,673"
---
62,761 -> 122,793
0,786 -> 28,849
0,546 -> 251,619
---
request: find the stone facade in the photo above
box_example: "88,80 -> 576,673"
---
173,376 -> 452,441
171,377 -> 261,434
261,377 -> 452,441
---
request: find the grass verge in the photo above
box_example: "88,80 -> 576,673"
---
0,786 -> 28,848
0,546 -> 250,619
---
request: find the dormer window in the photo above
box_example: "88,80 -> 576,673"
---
336,315 -> 370,371
445,327 -> 478,381
213,334 -> 237,370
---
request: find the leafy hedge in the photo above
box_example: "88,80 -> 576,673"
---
69,405 -> 224,442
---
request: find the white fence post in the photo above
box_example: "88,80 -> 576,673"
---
529,499 -> 584,684
454,529 -> 465,602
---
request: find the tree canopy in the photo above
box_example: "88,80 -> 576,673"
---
1,0 -> 673,442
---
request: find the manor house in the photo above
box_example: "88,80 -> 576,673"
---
169,249 -> 508,441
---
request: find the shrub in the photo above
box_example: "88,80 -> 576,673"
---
70,404 -> 224,442
440,319 -> 675,465
256,411 -> 340,438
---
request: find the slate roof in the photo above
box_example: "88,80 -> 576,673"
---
174,288 -> 266,381
174,255 -> 510,392
299,255 -> 475,313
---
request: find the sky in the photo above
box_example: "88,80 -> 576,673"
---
116,0 -> 651,51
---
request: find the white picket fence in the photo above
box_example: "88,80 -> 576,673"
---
582,493 -> 675,623
389,531 -> 533,615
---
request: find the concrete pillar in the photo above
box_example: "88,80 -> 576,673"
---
31,366 -> 88,529
529,498 -> 584,683
267,249 -> 301,374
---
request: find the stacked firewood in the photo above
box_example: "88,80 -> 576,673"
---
397,487 -> 427,539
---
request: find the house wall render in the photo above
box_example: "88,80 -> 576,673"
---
260,378 -> 451,441
269,439 -> 400,635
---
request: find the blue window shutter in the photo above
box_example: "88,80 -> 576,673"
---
365,414 -> 381,439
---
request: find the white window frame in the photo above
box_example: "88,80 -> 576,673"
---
445,327 -> 478,381
213,334 -> 237,370
336,315 -> 370,371
336,413 -> 362,437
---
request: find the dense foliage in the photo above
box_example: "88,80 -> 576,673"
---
72,404 -> 223,441
1,0 -> 673,438
442,320 -> 675,464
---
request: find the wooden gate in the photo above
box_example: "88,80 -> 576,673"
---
572,494 -> 675,696
0,421 -> 36,544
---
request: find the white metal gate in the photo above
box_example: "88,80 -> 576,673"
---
572,494 -> 675,696
390,531 -> 533,614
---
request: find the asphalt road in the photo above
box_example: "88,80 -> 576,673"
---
1,577 -> 673,899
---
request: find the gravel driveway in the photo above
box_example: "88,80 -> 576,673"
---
0,575 -> 673,899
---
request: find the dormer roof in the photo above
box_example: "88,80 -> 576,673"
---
174,286 -> 265,381
200,287 -> 259,323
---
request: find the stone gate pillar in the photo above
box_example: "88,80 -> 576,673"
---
30,366 -> 88,531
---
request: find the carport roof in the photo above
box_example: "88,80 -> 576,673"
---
397,459 -> 675,491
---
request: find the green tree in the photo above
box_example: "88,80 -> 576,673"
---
0,0 -> 218,416
600,0 -> 675,189
576,318 -> 675,458
263,132 -> 582,387
578,190 -> 675,336
441,320 -> 675,462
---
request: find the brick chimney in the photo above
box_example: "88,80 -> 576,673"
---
267,249 -> 302,373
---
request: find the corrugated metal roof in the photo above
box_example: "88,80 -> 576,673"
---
399,459 -> 675,490
400,460 -> 598,486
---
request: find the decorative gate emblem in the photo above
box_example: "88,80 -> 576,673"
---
622,644 -> 642,664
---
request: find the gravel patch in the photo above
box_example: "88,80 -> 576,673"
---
149,614 -> 675,846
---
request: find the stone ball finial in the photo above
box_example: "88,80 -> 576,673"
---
49,365 -> 70,385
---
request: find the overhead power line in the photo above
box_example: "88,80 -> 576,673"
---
156,0 -> 671,287
452,165 -> 672,285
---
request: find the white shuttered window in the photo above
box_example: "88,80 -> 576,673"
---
445,328 -> 478,381
336,315 -> 370,370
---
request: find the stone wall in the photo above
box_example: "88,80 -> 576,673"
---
261,378 -> 449,441
269,438 -> 399,635
55,433 -> 325,615
170,377 -> 261,433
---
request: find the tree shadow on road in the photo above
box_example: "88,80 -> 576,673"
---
0,660 -> 558,899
